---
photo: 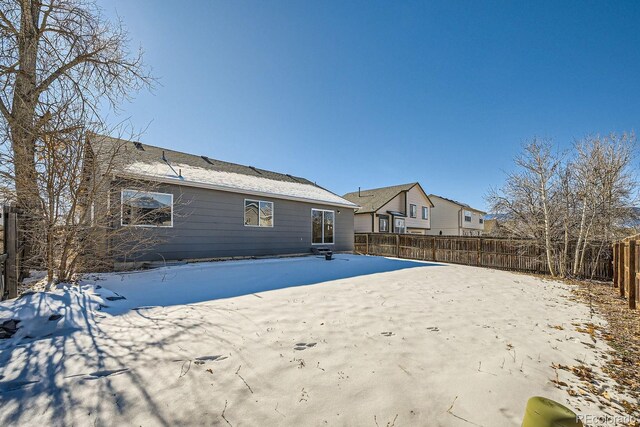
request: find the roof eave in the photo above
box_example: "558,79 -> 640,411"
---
115,172 -> 359,209
430,194 -> 484,213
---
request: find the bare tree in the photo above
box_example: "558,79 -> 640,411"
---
487,138 -> 562,276
571,134 -> 637,275
488,134 -> 638,279
0,0 -> 153,281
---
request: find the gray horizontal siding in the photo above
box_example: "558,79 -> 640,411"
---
112,181 -> 355,261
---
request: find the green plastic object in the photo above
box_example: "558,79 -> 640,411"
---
522,396 -> 584,427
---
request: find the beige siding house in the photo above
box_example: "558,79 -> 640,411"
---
426,194 -> 486,236
343,183 -> 434,234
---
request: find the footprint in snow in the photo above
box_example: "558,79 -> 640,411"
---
380,332 -> 395,337
84,368 -> 130,380
294,343 -> 317,351
0,379 -> 40,391
193,355 -> 227,365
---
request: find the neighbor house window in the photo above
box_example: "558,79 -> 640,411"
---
422,206 -> 429,220
244,199 -> 274,227
410,204 -> 417,218
379,215 -> 389,232
464,210 -> 472,222
312,209 -> 334,244
121,190 -> 173,227
479,218 -> 484,224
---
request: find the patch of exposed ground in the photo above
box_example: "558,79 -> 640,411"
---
568,279 -> 640,425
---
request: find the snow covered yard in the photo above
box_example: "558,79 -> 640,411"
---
0,255 -> 635,426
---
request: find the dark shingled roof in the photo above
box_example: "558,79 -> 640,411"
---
91,135 -> 315,185
342,183 -> 418,214
429,194 -> 487,214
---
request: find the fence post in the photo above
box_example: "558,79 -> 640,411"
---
432,237 -> 436,261
5,210 -> 18,299
621,241 -> 629,298
395,234 -> 400,258
477,238 -> 482,266
613,243 -> 618,288
628,240 -> 636,309
618,243 -> 626,297
423,237 -> 427,261
365,233 -> 369,255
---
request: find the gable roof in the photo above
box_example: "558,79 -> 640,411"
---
429,194 -> 487,214
90,135 -> 358,208
342,182 -> 432,214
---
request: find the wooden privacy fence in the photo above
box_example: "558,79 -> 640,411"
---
355,233 -> 613,281
612,234 -> 639,310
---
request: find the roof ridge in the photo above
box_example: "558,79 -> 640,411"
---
429,194 -> 486,213
93,134 -> 312,184
135,140 -> 311,183
343,182 -> 417,195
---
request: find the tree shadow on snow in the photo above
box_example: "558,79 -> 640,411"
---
0,287 -> 210,426
0,255 -> 441,425
95,254 -> 441,313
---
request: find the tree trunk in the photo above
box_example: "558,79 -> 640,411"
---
540,175 -> 556,277
560,224 -> 569,277
11,1 -> 43,274
572,198 -> 588,275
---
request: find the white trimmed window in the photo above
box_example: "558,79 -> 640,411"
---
121,190 -> 173,227
464,210 -> 472,222
410,204 -> 417,218
244,199 -> 274,227
312,209 -> 334,244
422,206 -> 429,220
379,215 -> 389,232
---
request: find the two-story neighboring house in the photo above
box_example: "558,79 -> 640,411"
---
426,194 -> 486,236
342,183 -> 434,234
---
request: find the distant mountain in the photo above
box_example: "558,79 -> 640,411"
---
485,209 -> 640,227
626,207 -> 640,228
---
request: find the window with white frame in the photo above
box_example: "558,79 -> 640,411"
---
312,209 -> 334,244
422,206 -> 429,220
379,215 -> 389,232
244,199 -> 274,227
410,204 -> 417,218
121,189 -> 173,227
463,210 -> 472,222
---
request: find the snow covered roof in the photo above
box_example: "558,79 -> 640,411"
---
91,136 -> 358,208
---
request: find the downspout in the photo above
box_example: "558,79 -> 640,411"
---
404,191 -> 409,217
404,191 -> 409,233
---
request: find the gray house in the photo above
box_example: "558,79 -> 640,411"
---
90,136 -> 358,262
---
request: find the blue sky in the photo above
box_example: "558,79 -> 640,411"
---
102,1 -> 640,211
